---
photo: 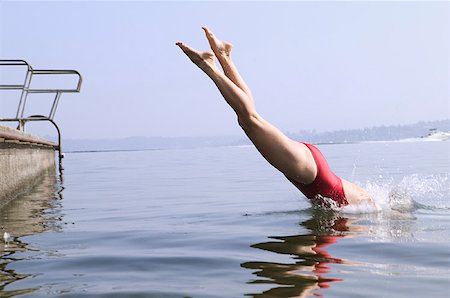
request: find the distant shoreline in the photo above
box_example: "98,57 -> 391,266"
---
64,135 -> 448,154
59,119 -> 449,152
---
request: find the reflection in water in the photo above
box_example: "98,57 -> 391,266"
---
0,170 -> 62,296
242,209 -> 366,298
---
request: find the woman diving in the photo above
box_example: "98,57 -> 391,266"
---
176,27 -> 375,208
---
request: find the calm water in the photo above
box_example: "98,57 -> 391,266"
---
1,141 -> 449,297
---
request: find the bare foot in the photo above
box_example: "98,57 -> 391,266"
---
202,26 -> 233,59
176,42 -> 216,71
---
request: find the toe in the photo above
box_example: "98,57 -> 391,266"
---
201,26 -> 210,34
202,26 -> 215,39
176,42 -> 192,52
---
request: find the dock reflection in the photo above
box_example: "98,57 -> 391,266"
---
242,209 -> 365,297
0,170 -> 62,296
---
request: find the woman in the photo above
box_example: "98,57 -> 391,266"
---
176,27 -> 374,208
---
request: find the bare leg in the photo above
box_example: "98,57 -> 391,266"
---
202,27 -> 253,100
176,41 -> 317,183
177,30 -> 375,208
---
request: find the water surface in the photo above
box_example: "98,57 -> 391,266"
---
1,141 -> 449,297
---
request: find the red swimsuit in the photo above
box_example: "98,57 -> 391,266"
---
286,143 -> 348,206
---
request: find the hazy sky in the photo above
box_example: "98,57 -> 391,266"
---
0,1 -> 448,139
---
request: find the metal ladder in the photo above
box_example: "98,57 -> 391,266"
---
0,60 -> 82,172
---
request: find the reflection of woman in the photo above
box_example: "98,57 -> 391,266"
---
177,27 -> 374,208
241,210 -> 363,297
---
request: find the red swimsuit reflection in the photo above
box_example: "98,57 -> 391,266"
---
312,234 -> 344,291
242,212 -> 361,298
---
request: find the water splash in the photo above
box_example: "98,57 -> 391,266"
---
312,174 -> 450,215
3,232 -> 11,243
363,174 -> 449,214
312,195 -> 379,214
307,174 -> 450,244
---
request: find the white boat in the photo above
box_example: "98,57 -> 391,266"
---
425,128 -> 450,141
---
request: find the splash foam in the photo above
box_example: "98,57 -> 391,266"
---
363,174 -> 449,213
313,174 -> 449,214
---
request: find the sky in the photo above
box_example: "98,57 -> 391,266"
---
0,0 -> 448,139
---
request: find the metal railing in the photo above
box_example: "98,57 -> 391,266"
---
0,59 -> 83,172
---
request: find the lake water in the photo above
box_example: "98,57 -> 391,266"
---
1,141 -> 449,297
